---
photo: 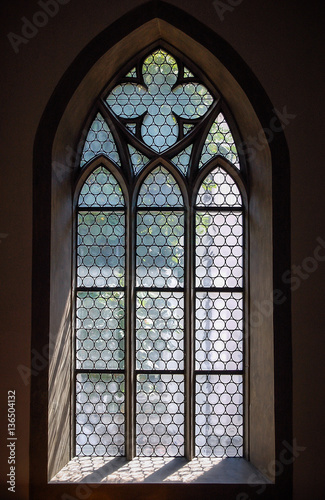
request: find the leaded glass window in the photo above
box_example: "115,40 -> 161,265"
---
75,46 -> 245,461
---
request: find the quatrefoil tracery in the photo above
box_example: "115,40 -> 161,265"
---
80,48 -> 240,178
106,49 -> 214,153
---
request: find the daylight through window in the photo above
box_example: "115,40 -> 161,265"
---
75,47 -> 245,460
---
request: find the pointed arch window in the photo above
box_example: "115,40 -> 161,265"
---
75,46 -> 246,461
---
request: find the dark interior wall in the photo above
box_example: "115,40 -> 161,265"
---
0,1 -> 324,499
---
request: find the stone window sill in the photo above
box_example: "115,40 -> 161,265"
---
50,456 -> 271,484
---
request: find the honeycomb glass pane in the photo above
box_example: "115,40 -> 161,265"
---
136,291 -> 184,370
195,292 -> 243,371
77,211 -> 125,288
128,144 -> 149,174
106,82 -> 148,118
78,167 -> 125,208
136,374 -> 184,457
106,49 -> 213,152
195,374 -> 243,457
196,167 -> 241,207
136,211 -> 184,288
171,145 -> 192,176
137,166 -> 183,207
195,211 -> 243,288
80,113 -> 120,167
76,373 -> 125,456
199,113 -> 239,168
76,291 -> 125,370
172,82 -> 213,119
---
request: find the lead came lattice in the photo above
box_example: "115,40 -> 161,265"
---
106,49 -> 213,152
128,144 -> 149,174
136,291 -> 184,371
171,145 -> 193,176
77,211 -> 125,288
76,291 -> 125,370
195,211 -> 243,288
78,166 -> 125,208
137,166 -> 183,207
76,373 -> 125,457
136,211 -> 184,288
80,114 -> 120,167
195,374 -> 243,457
196,166 -> 242,207
136,374 -> 185,457
199,113 -> 239,169
75,45 -> 245,461
195,292 -> 243,371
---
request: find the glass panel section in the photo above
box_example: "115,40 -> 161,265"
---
183,123 -> 194,135
195,211 -> 243,288
141,113 -> 178,152
196,167 -> 242,207
128,144 -> 149,174
81,113 -> 120,167
199,113 -> 239,169
171,145 -> 192,175
136,211 -> 184,288
76,47 -> 247,463
183,66 -> 194,78
78,167 -> 124,207
136,291 -> 184,370
136,374 -> 184,457
106,49 -> 213,152
126,67 -> 137,77
76,373 -> 125,456
195,374 -> 243,457
76,291 -> 125,370
106,82 -> 148,118
137,166 -> 183,207
77,211 -> 125,288
126,123 -> 136,134
172,83 -> 213,119
195,292 -> 243,371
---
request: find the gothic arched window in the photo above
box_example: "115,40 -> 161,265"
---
75,46 -> 246,461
